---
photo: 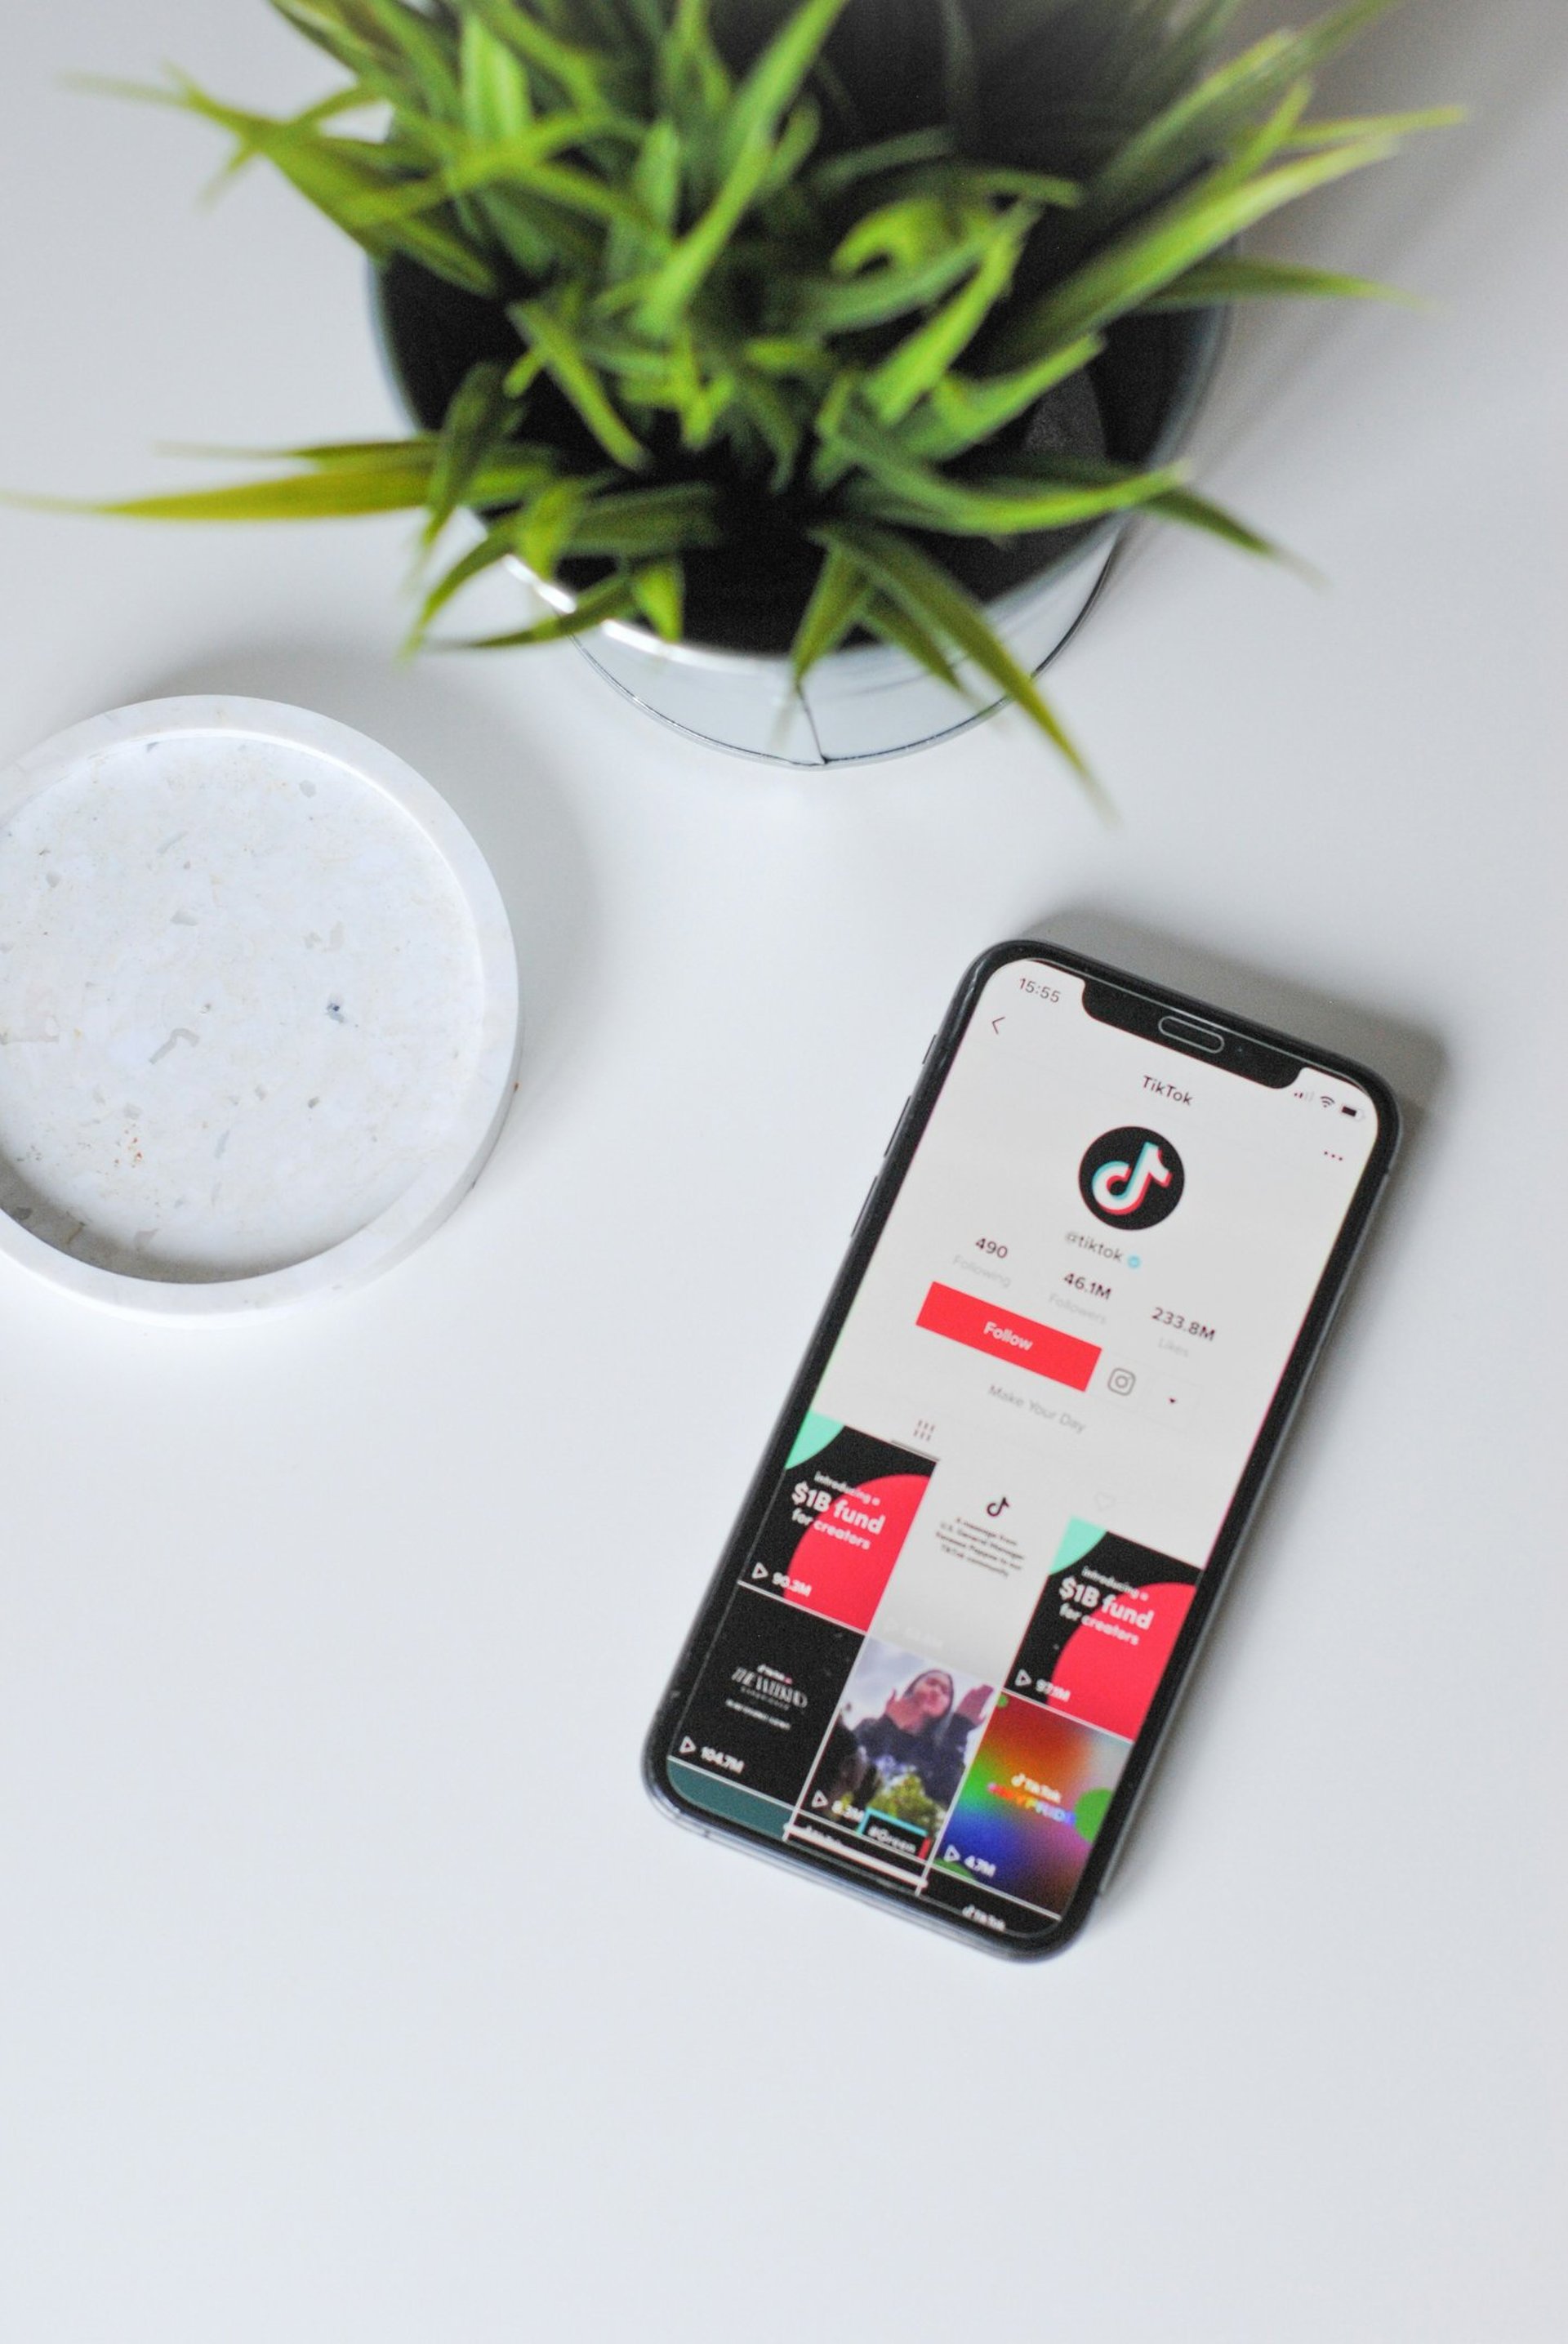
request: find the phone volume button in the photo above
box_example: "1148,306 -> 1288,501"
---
884,1095 -> 912,1155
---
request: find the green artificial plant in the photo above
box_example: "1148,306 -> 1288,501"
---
56,0 -> 1454,779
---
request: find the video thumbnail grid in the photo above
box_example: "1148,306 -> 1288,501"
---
668,1419 -> 1201,1929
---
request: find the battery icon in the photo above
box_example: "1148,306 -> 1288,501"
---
1340,1103 -> 1359,1116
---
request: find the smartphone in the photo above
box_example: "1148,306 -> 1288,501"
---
645,941 -> 1398,1958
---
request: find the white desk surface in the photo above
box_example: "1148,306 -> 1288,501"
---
2,5 -> 1563,2338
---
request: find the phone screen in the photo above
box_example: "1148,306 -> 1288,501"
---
657,953 -> 1390,1945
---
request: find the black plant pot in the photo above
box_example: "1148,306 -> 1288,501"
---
373,257 -> 1223,765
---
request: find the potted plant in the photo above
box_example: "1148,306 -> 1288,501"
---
58,0 -> 1451,779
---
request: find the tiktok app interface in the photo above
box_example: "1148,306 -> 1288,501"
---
668,961 -> 1380,1940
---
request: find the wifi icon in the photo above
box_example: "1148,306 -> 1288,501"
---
1320,1094 -> 1334,1109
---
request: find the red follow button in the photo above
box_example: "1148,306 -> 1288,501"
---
915,1281 -> 1102,1392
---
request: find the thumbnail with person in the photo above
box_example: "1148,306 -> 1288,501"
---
798,1637 -> 996,1865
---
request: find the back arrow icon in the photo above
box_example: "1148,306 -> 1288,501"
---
991,1015 -> 1005,1033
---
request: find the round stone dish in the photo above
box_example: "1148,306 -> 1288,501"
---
0,697 -> 519,1317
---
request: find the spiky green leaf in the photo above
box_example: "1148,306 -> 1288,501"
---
18,466 -> 437,523
991,136 -> 1400,366
635,0 -> 852,332
441,567 -> 639,648
423,357 -> 514,546
862,590 -> 966,693
630,558 -> 684,639
509,298 -> 650,469
833,413 -> 1185,536
1146,256 -> 1417,310
460,11 -> 531,141
515,475 -> 593,575
810,127 -> 954,197
786,216 -> 1001,333
465,0 -> 614,114
566,482 -> 724,555
403,514 -> 519,651
815,519 -> 1098,790
791,542 -> 872,678
864,204 -> 1036,424
154,77 -> 501,293
897,333 -> 1104,461
716,0 -> 852,175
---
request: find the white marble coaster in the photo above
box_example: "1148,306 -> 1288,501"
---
0,697 -> 519,1316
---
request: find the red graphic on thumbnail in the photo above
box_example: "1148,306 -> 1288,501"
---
788,1472 -> 932,1631
743,1423 -> 937,1634
1047,1577 -> 1195,1740
1008,1522 -> 1200,1744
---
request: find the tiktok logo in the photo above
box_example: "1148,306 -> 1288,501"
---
1079,1126 -> 1185,1231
